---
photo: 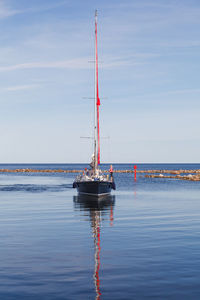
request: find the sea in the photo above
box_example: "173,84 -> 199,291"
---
0,163 -> 200,300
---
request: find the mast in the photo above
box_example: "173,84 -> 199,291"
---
94,10 -> 100,172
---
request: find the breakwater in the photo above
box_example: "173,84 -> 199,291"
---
0,168 -> 200,181
144,174 -> 200,181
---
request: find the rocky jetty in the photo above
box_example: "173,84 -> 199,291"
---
0,168 -> 200,181
0,168 -> 82,173
144,173 -> 200,181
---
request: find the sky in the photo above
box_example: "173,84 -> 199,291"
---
0,0 -> 200,163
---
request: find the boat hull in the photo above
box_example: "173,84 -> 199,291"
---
73,180 -> 115,197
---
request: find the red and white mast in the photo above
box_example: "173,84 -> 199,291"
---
94,10 -> 101,172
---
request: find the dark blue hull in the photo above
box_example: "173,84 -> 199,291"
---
73,180 -> 115,196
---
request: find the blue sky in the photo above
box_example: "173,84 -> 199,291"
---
0,0 -> 200,163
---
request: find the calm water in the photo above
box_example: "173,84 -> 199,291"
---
0,163 -> 200,299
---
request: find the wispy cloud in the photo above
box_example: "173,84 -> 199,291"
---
138,88 -> 200,103
0,0 -> 68,19
2,84 -> 40,92
165,88 -> 200,96
0,59 -> 90,72
112,0 -> 174,10
102,55 -> 148,68
0,54 -> 148,72
0,0 -> 21,19
19,0 -> 69,15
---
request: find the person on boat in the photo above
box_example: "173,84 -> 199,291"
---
85,169 -> 90,176
109,165 -> 113,181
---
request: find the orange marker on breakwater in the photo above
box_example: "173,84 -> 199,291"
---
134,165 -> 137,181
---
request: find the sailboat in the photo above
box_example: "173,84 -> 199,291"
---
73,11 -> 116,197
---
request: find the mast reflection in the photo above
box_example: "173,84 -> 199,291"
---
73,195 -> 115,300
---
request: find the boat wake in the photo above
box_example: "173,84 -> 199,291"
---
0,184 -> 73,193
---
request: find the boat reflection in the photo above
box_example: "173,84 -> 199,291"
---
73,195 -> 115,300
